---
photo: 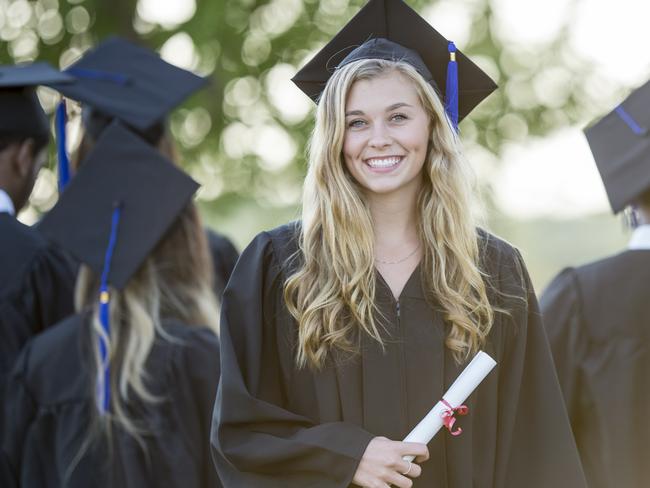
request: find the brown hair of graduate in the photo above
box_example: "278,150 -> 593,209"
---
73,202 -> 220,451
284,59 -> 494,369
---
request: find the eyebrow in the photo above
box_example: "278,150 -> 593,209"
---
345,102 -> 413,117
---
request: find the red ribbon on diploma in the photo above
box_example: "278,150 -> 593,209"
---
440,399 -> 469,436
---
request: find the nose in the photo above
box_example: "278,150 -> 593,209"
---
368,121 -> 391,149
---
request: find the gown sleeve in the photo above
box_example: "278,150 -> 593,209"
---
210,231 -> 374,487
173,327 -> 223,488
1,340 -> 37,488
0,244 -> 76,378
539,268 -> 587,425
0,449 -> 14,488
491,249 -> 587,488
0,245 -> 75,444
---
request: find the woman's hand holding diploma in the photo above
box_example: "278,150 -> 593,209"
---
353,437 -> 429,488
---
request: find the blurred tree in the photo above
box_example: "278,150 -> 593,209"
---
0,0 -> 632,250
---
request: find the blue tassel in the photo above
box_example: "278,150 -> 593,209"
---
445,41 -> 459,132
56,101 -> 71,192
614,106 -> 647,136
97,203 -> 122,414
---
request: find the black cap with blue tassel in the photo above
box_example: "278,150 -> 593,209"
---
585,79 -> 650,213
291,0 -> 496,127
0,62 -> 72,160
49,36 -> 207,193
39,121 -> 199,412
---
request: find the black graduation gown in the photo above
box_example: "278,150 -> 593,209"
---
211,223 -> 586,487
205,229 -> 239,296
540,250 -> 650,488
0,214 -> 76,422
2,313 -> 222,488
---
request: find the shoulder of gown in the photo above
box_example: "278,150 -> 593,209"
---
213,223 -> 375,487
0,215 -> 49,296
3,315 -> 223,488
476,233 -> 587,487
0,220 -> 77,380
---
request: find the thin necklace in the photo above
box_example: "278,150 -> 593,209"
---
374,243 -> 421,265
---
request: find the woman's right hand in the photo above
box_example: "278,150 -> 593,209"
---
352,436 -> 429,488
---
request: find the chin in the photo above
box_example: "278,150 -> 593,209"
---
359,180 -> 408,196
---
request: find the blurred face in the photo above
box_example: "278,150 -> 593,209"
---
14,145 -> 46,213
343,71 -> 430,199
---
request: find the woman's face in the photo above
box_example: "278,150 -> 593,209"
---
342,71 -> 430,199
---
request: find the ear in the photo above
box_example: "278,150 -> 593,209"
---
14,138 -> 35,178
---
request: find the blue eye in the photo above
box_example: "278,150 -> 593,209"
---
390,113 -> 408,122
347,119 -> 366,128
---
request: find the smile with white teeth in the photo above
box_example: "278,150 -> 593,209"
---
366,156 -> 403,168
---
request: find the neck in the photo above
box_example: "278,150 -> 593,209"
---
367,189 -> 419,249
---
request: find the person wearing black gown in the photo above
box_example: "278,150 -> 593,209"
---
0,63 -> 77,428
2,122 -> 222,487
541,79 -> 650,488
48,36 -> 239,295
211,1 -> 586,487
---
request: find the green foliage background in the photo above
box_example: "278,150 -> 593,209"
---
0,0 -> 634,291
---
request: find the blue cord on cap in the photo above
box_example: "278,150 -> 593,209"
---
445,41 -> 459,131
96,202 -> 122,413
614,105 -> 648,136
56,101 -> 71,191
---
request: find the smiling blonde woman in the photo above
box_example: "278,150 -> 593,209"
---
211,1 -> 587,487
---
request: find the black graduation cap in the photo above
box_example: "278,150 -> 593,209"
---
585,80 -> 650,213
291,0 -> 497,123
0,62 -> 72,140
47,36 -> 208,137
39,120 -> 198,412
39,120 -> 199,290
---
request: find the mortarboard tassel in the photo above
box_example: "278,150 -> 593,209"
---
56,100 -> 71,192
614,105 -> 648,136
445,41 -> 459,132
97,202 -> 122,414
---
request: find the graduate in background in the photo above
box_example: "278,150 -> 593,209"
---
0,63 -> 77,425
211,0 -> 586,486
48,36 -> 239,296
2,121 -> 222,488
541,80 -> 650,488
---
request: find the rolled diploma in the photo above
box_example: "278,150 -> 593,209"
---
402,351 -> 497,462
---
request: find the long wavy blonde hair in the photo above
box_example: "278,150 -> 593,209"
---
73,202 -> 219,448
284,58 -> 494,369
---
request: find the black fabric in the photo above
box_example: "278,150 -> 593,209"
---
291,0 -> 496,118
211,223 -> 586,487
205,229 -> 239,297
47,36 -> 207,132
38,122 -> 199,290
584,79 -> 650,213
0,214 -> 76,429
0,88 -> 49,142
2,314 -> 221,488
0,62 -> 71,140
340,38 -> 434,84
541,250 -> 650,488
81,105 -> 166,147
0,62 -> 71,88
